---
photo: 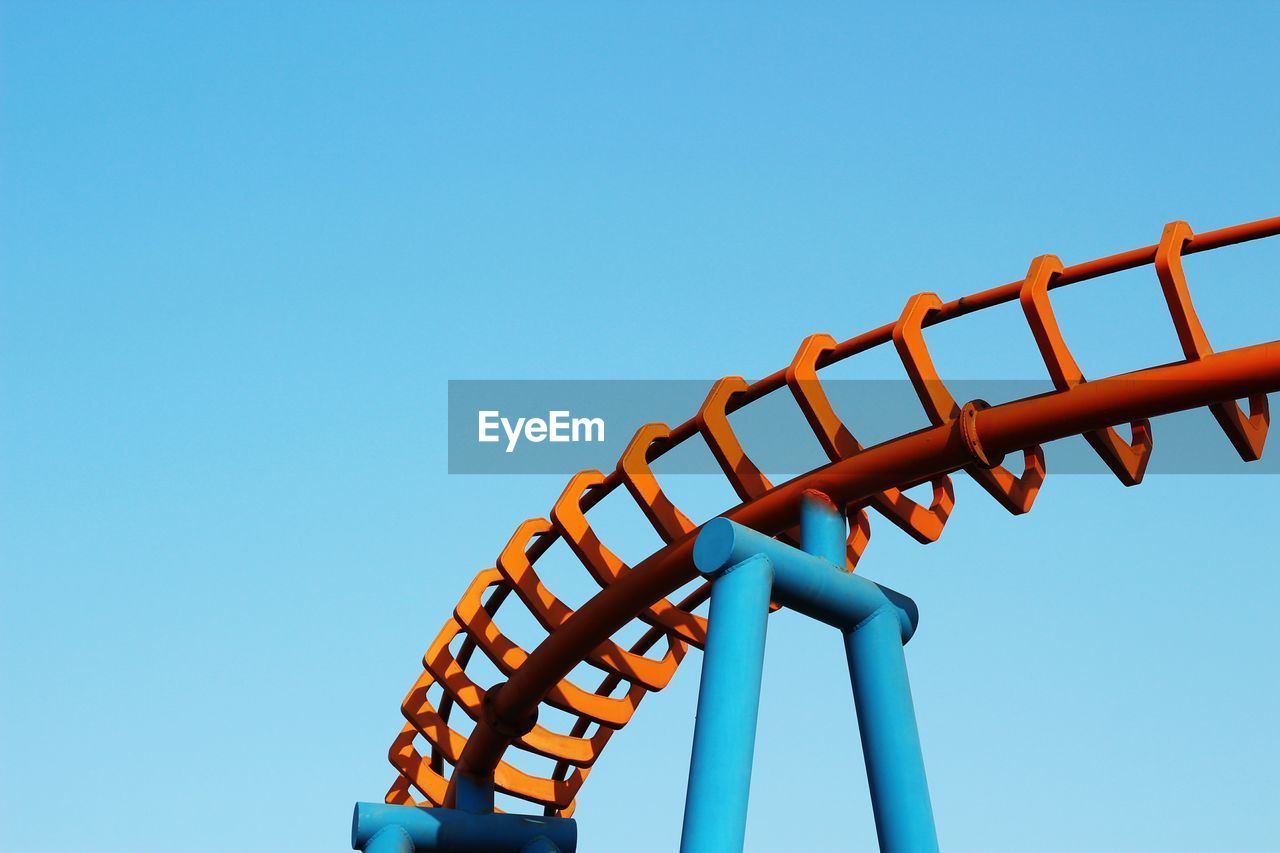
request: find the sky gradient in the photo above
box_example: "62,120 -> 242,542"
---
3,3 -> 1279,851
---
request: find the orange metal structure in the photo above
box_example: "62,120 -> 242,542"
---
383,216 -> 1280,819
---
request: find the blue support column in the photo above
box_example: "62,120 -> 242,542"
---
845,612 -> 938,853
688,494 -> 937,853
679,554 -> 774,853
803,490 -> 938,850
452,770 -> 495,814
799,489 -> 847,566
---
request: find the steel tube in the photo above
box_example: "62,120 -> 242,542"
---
679,555 -> 774,853
351,803 -> 577,853
694,517 -> 917,640
803,488 -> 937,850
799,489 -> 847,566
684,489 -> 934,851
452,771 -> 494,814
845,611 -> 938,853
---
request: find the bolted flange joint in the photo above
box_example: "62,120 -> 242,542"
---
483,682 -> 540,739
959,399 -> 1005,470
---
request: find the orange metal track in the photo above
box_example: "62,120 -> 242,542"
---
385,216 -> 1280,817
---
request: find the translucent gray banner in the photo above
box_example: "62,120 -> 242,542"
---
447,380 -> 1276,475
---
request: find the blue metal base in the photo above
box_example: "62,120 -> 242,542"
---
352,803 -> 576,853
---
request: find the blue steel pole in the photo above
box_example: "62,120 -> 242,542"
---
679,553 -> 774,853
844,611 -> 938,853
690,505 -> 934,852
799,489 -> 846,566
452,771 -> 495,814
801,491 -> 938,852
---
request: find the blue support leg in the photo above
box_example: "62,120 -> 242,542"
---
802,489 -> 938,851
799,489 -> 846,566
844,610 -> 939,853
453,770 -> 495,814
679,554 -> 774,853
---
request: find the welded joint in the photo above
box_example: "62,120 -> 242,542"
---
849,603 -> 895,636
483,682 -> 540,740
364,824 -> 414,853
699,551 -> 773,582
692,517 -> 919,643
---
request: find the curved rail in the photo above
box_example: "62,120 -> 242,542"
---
384,216 -> 1280,818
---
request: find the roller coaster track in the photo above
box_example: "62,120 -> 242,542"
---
383,216 -> 1280,821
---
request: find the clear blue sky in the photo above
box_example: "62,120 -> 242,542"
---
3,3 -> 1279,851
